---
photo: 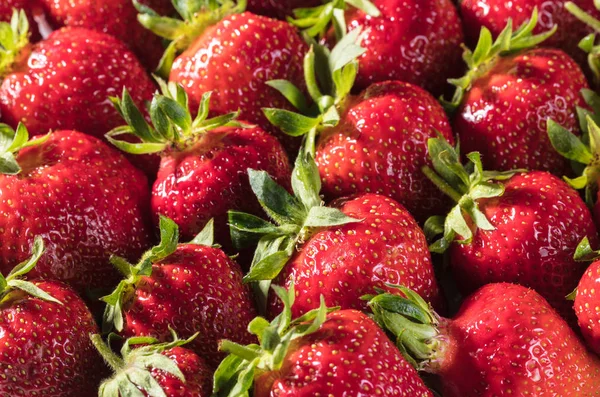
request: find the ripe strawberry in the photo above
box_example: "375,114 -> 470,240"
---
107,82 -> 290,247
366,283 -> 600,396
290,0 -> 463,95
230,149 -> 443,318
571,257 -> 600,355
137,1 -> 308,152
449,11 -> 588,175
102,216 -> 257,368
266,30 -> 454,222
214,286 -> 434,397
246,0 -> 321,18
424,137 -> 599,322
0,125 -> 152,294
0,237 -> 106,396
91,332 -> 212,397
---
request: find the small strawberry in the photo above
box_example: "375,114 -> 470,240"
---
107,82 -> 290,248
448,10 -> 588,175
365,283 -> 600,396
137,0 -> 308,152
214,285 -> 434,397
246,0 -> 321,19
229,148 -> 443,318
0,124 -> 152,294
102,216 -> 257,368
0,237 -> 106,396
91,331 -> 212,397
424,137 -> 598,322
290,0 -> 464,95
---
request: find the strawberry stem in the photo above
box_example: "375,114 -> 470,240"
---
90,334 -> 125,372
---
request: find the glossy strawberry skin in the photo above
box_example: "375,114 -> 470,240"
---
0,280 -> 106,396
449,171 -> 598,322
439,283 -> 600,396
149,347 -> 212,397
121,244 -> 257,368
0,131 -> 153,293
574,260 -> 600,355
152,125 -> 290,244
455,48 -> 588,175
269,194 -> 443,319
316,81 -> 455,222
260,310 -> 433,397
169,12 -> 308,152
246,0 -> 321,18
340,0 -> 463,95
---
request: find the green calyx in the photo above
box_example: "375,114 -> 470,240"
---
106,81 -> 247,156
0,9 -> 30,78
92,329 -> 198,397
574,236 -> 600,262
422,137 -> 521,253
548,90 -> 600,208
363,284 -> 442,371
264,28 -> 366,155
102,216 -> 216,333
135,0 -> 246,76
565,1 -> 600,86
0,236 -> 62,305
213,283 -> 336,396
289,0 -> 380,39
444,8 -> 557,113
0,123 -> 50,175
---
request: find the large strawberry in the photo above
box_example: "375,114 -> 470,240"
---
365,283 -> 600,396
214,285 -> 434,396
0,237 -> 106,396
424,137 -> 598,322
137,0 -> 308,152
0,124 -> 152,293
265,30 -> 455,222
229,149 -> 443,318
449,11 -> 589,176
290,0 -> 463,95
91,331 -> 212,397
102,216 -> 257,368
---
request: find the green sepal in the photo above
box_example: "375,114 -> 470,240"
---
566,287 -> 578,301
189,218 -> 215,246
0,123 -> 50,175
443,8 -> 557,113
566,2 -> 600,86
574,236 -> 600,261
0,9 -> 29,78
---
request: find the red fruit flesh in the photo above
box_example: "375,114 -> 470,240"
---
574,260 -> 600,355
316,81 -> 455,222
0,281 -> 105,396
438,283 -> 600,396
0,131 -> 152,293
122,244 -> 257,368
169,12 -> 308,152
455,48 -> 588,175
246,0 -> 321,18
449,171 -> 598,322
150,347 -> 213,397
342,0 -> 464,95
269,194 -> 443,318
262,310 -> 433,397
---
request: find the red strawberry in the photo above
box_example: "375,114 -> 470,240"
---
0,125 -> 152,294
572,257 -> 600,355
102,216 -> 257,369
230,150 -> 443,318
366,283 -> 600,396
564,2 -> 600,87
137,2 -> 308,153
215,286 -> 434,397
449,11 -> 588,175
0,237 -> 106,396
91,332 -> 212,397
246,0 -> 321,18
424,137 -> 598,322
107,83 -> 290,248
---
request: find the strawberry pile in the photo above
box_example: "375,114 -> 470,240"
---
6,0 -> 600,396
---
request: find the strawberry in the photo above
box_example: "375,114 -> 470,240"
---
106,82 -> 290,247
449,11 -> 589,176
290,0 -> 464,95
246,0 -> 321,19
0,124 -> 152,294
137,1 -> 308,152
265,30 -> 454,222
0,237 -> 106,396
214,285 -> 434,397
91,331 -> 212,397
424,137 -> 599,322
366,283 -> 600,396
229,149 -> 443,318
102,216 -> 257,369
562,2 -> 600,88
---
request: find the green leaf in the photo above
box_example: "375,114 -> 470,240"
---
243,249 -> 293,282
345,0 -> 381,16
8,280 -> 62,305
266,80 -> 309,113
547,119 -> 593,164
228,211 -> 283,249
156,96 -> 192,132
136,216 -> 179,275
303,206 -> 359,228
7,236 -> 45,280
125,368 -> 168,397
248,169 -> 305,226
189,219 -> 214,246
328,27 -> 366,73
0,9 -> 30,78
0,152 -> 21,175
263,109 -> 320,137
423,215 -> 445,241
574,236 -> 600,261
291,152 -> 322,211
